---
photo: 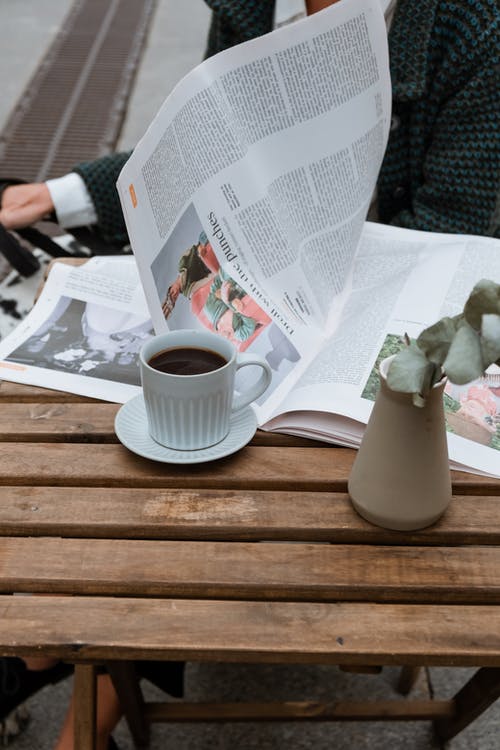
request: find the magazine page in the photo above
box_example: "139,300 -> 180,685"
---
116,0 -> 391,415
264,222 -> 500,478
0,256 -> 153,402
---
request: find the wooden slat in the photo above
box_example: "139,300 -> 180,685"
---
0,403 -> 119,442
0,487 -> 498,545
0,403 -> 323,447
0,537 -> 499,603
0,382 -> 99,402
0,398 -> 496,467
0,442 -> 493,492
143,699 -> 456,722
0,443 -> 351,490
0,595 -> 498,666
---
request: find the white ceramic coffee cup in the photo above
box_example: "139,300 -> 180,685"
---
140,329 -> 272,450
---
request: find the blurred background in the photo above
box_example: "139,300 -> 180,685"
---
0,0 -> 210,180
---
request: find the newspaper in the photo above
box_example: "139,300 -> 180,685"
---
0,256 -> 153,401
113,0 -> 500,477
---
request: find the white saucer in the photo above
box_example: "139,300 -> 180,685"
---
114,394 -> 258,464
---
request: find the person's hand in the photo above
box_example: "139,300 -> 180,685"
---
0,183 -> 54,230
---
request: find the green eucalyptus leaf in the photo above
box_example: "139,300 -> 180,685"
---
443,322 -> 484,384
384,279 -> 500,399
417,316 -> 459,365
481,313 -> 500,366
387,342 -> 437,398
463,279 -> 500,329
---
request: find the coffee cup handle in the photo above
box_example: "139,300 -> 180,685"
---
232,353 -> 272,412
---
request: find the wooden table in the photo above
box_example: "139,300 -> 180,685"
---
0,382 -> 499,749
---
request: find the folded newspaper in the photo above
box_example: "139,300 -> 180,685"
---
0,0 -> 499,478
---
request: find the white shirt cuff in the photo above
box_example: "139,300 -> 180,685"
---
273,0 -> 306,28
46,172 -> 98,228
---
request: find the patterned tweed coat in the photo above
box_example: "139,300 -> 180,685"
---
75,0 -> 500,247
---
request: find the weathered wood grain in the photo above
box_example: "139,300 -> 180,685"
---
0,403 -> 119,442
0,595 -> 498,666
0,403 -> 324,447
73,665 -> 97,750
0,537 -> 498,603
0,487 -> 498,544
0,382 -> 94,402
143,699 -> 456,722
0,382 -> 499,744
0,443 -> 351,490
0,442 -> 494,492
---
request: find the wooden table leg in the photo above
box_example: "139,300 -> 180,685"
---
397,666 -> 422,695
106,661 -> 150,748
74,664 -> 97,750
435,667 -> 500,741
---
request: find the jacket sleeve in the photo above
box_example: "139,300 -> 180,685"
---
73,152 -> 132,248
391,61 -> 500,237
386,4 -> 500,238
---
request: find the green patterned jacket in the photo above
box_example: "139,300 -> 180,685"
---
75,0 -> 499,247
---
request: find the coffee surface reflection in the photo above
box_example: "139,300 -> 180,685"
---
148,346 -> 227,376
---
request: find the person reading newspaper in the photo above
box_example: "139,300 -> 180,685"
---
0,0 -> 498,246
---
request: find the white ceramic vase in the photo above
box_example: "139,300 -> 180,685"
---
348,356 -> 452,531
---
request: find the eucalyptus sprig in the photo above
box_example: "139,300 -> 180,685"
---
387,279 -> 500,407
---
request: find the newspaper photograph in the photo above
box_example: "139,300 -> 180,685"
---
0,257 -> 153,402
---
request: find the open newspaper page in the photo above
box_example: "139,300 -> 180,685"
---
264,222 -> 500,478
116,0 -> 391,425
0,256 -> 153,402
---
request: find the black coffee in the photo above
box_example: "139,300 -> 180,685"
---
148,346 -> 227,375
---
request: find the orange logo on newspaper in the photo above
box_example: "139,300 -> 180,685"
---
0,361 -> 26,371
129,184 -> 138,208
